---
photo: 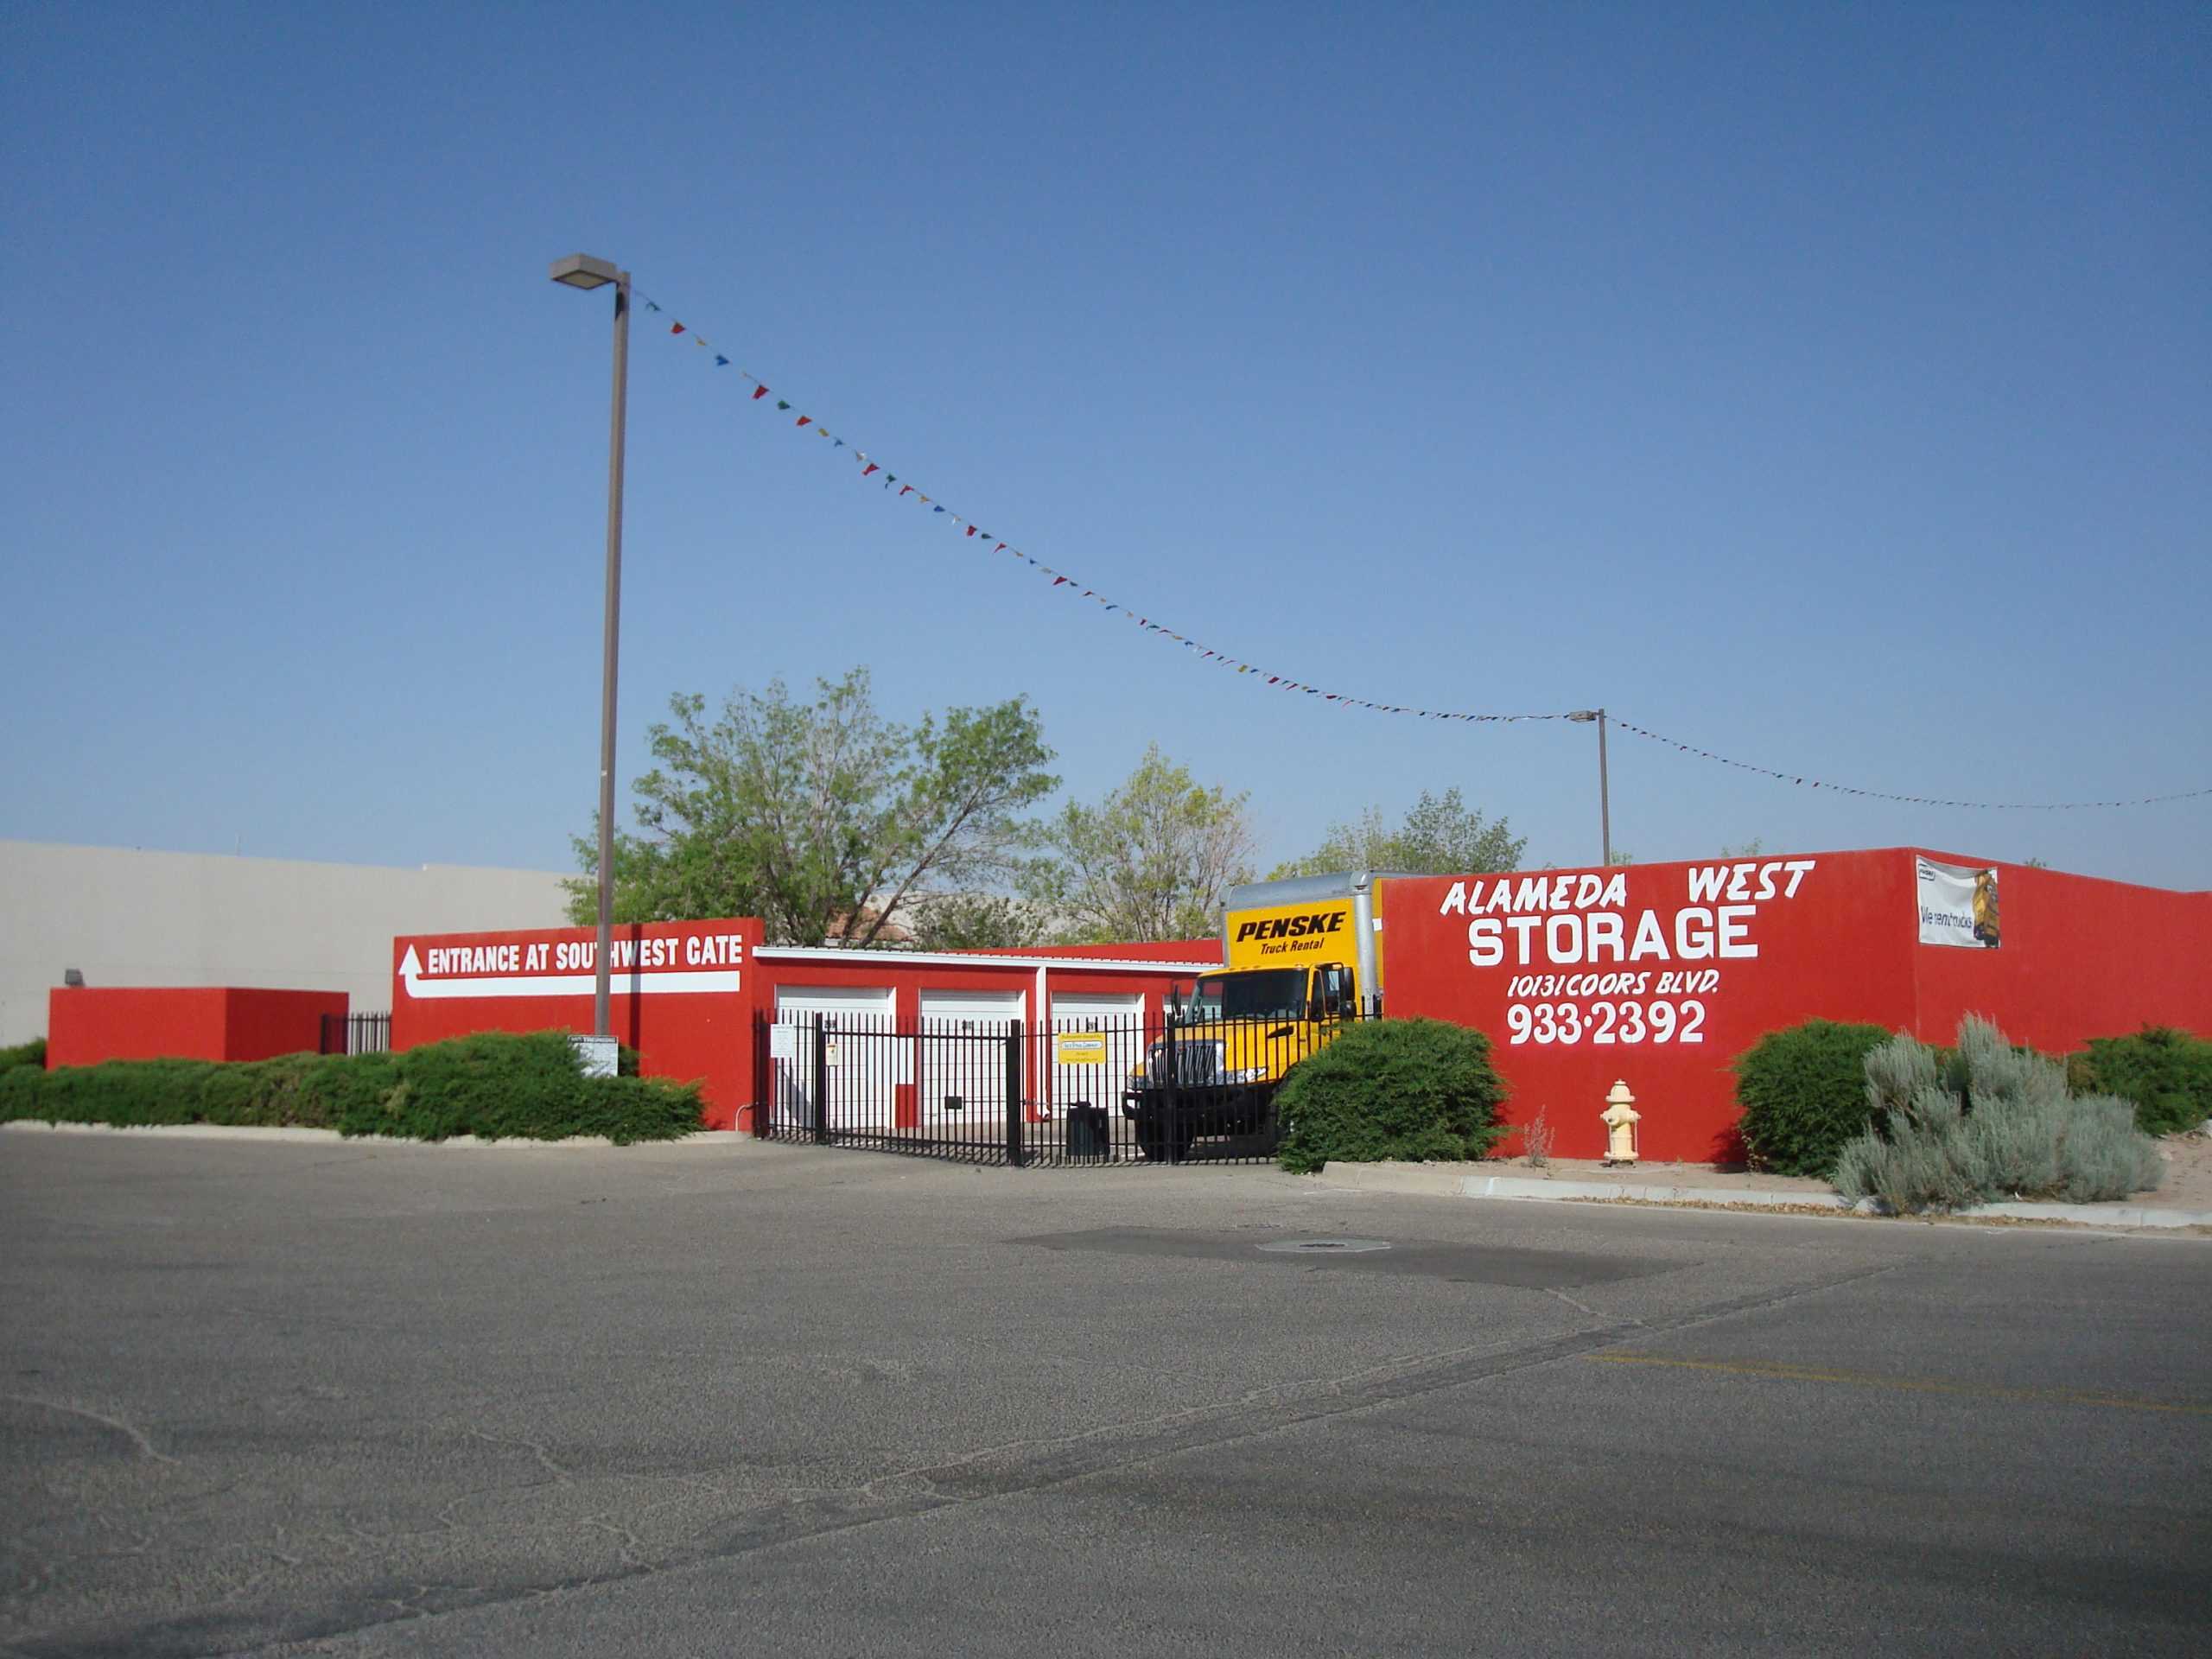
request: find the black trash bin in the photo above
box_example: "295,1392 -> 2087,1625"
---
1065,1102 -> 1109,1160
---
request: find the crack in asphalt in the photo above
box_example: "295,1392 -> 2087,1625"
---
2,1396 -> 180,1466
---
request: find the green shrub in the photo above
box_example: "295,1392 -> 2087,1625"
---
2066,1027 -> 2212,1138
1833,1016 -> 2164,1211
1276,1018 -> 1508,1174
0,1038 -> 46,1072
0,1031 -> 702,1145
1732,1020 -> 1893,1177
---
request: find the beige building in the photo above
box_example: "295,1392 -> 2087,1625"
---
0,841 -> 574,1046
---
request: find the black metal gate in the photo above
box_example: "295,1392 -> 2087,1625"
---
320,1012 -> 391,1055
753,1009 -> 1352,1167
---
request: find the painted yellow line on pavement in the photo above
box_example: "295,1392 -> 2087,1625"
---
1583,1353 -> 2212,1416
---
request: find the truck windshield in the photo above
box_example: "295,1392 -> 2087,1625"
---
1185,969 -> 1307,1021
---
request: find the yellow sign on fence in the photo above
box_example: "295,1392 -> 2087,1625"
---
1054,1032 -> 1108,1065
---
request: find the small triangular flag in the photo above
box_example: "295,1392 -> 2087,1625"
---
671,322 -> 685,335
753,385 -> 769,400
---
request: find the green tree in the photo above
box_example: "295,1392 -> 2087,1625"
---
568,668 -> 1058,946
901,892 -> 1049,952
1271,787 -> 1525,879
1026,745 -> 1257,942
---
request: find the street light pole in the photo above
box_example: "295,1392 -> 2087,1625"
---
1568,709 -> 1611,868
550,254 -> 632,1040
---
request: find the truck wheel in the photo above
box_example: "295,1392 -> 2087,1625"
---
1136,1109 -> 1194,1164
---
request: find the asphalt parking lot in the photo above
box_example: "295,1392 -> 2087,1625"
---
3,1129 -> 2207,1656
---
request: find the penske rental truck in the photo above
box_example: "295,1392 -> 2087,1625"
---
1122,872 -> 1402,1160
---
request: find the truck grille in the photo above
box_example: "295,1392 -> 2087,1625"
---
1145,1037 -> 1223,1086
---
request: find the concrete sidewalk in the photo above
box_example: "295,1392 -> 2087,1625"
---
1313,1154 -> 2212,1231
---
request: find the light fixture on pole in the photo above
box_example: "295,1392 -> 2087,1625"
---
1567,709 -> 1611,868
549,252 -> 631,1041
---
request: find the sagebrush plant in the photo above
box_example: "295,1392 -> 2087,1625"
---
1731,1020 -> 1893,1177
2066,1027 -> 2212,1138
0,1032 -> 702,1144
1275,1018 -> 1507,1174
1832,1016 -> 2164,1212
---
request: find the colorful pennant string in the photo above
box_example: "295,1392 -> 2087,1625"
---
627,289 -> 2211,812
1609,720 -> 2212,811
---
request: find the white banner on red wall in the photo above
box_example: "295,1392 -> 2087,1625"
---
1916,859 -> 2000,950
396,931 -> 747,999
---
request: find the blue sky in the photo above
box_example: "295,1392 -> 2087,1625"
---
3,1 -> 2206,890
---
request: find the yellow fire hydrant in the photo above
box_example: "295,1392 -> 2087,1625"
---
1601,1080 -> 1640,1166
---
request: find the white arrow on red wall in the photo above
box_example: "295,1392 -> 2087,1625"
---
397,946 -> 741,1000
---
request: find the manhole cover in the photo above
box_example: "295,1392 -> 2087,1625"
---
1256,1237 -> 1393,1255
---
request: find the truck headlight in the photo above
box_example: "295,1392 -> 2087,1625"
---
1225,1066 -> 1269,1084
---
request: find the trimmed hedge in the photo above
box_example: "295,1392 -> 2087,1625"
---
1276,1018 -> 1508,1174
0,1038 -> 45,1073
1732,1020 -> 1892,1178
2066,1027 -> 2212,1138
0,1031 -> 702,1144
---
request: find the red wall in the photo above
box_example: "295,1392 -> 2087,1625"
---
1908,855 -> 2212,1054
47,987 -> 348,1067
391,920 -> 760,1130
1383,850 -> 1913,1161
1380,849 -> 2212,1163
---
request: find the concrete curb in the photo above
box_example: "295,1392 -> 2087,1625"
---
0,1122 -> 758,1152
1455,1171 -> 2212,1230
1957,1200 -> 2207,1229
1463,1173 -> 1857,1211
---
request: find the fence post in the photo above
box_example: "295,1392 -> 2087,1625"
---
1004,1026 -> 1026,1167
750,1011 -> 768,1138
811,1014 -> 829,1145
1163,1006 -> 1181,1163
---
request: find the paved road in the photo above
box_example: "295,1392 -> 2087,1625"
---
2,1130 -> 2206,1656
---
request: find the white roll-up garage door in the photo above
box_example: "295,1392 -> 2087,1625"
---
918,989 -> 1025,1124
773,985 -> 896,1130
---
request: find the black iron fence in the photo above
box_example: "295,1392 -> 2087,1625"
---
753,1007 -> 1367,1167
320,1012 -> 391,1056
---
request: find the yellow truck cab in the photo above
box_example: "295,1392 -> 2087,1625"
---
1122,872 -> 1402,1160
